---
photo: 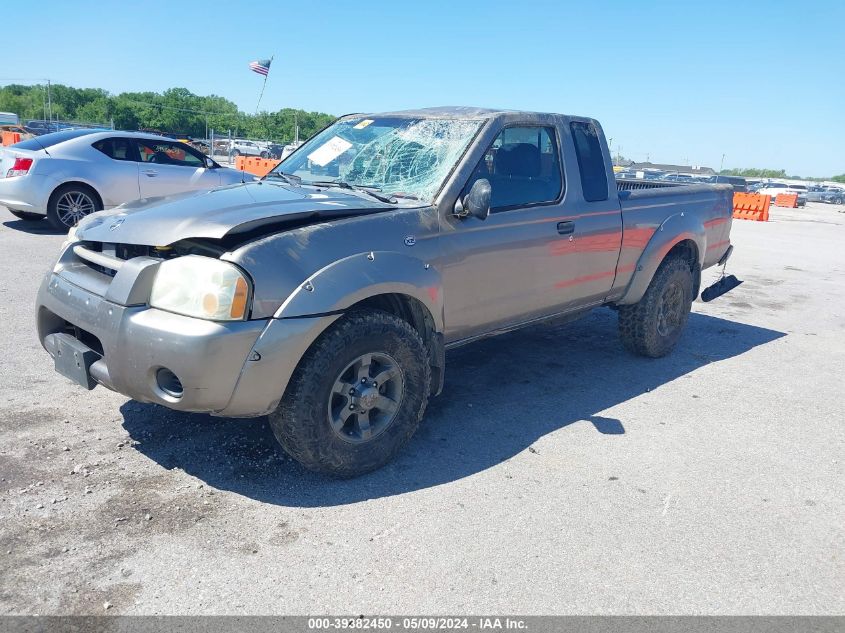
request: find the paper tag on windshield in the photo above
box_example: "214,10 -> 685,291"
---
353,119 -> 374,129
307,136 -> 352,167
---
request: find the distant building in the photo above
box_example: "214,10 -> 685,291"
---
629,162 -> 715,176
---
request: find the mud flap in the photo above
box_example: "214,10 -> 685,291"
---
700,274 -> 743,302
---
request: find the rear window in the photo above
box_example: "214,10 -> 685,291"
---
570,121 -> 608,202
93,137 -> 135,161
12,129 -> 100,151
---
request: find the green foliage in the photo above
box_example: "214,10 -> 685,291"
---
722,167 -> 789,178
832,174 -> 845,184
0,83 -> 335,143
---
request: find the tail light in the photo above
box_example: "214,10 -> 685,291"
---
7,157 -> 33,178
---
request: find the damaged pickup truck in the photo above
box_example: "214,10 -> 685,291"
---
37,107 -> 736,476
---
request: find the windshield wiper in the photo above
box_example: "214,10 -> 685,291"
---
263,171 -> 302,186
309,180 -> 397,204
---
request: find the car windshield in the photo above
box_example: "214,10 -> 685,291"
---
271,116 -> 483,203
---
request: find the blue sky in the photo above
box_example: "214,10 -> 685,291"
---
2,1 -> 843,176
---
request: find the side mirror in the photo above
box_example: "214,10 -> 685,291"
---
453,178 -> 491,220
205,157 -> 216,169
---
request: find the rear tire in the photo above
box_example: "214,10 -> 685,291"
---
46,184 -> 102,231
269,310 -> 431,477
8,210 -> 44,222
618,256 -> 694,358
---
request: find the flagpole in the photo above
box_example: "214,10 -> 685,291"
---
255,55 -> 274,115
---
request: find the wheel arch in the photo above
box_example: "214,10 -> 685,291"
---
616,213 -> 705,306
274,251 -> 445,396
48,180 -> 104,210
347,292 -> 445,396
274,251 -> 444,331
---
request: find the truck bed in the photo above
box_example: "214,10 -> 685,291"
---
609,182 -> 734,300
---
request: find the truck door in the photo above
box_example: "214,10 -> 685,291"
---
439,124 -> 572,342
558,120 -> 624,305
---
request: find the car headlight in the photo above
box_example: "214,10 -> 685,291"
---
150,255 -> 251,321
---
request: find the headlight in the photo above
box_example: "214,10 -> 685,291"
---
150,256 -> 251,321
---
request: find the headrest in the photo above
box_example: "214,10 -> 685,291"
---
495,143 -> 540,177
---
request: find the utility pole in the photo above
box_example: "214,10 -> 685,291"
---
46,79 -> 52,123
719,153 -> 726,174
294,112 -> 299,145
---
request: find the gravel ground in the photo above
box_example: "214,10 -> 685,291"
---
0,201 -> 843,615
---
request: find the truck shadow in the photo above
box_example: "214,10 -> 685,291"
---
120,308 -> 784,506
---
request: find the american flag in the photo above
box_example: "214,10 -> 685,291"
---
249,58 -> 272,77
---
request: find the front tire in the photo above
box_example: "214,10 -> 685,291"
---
47,184 -> 101,231
8,210 -> 44,222
269,310 -> 431,477
618,256 -> 694,358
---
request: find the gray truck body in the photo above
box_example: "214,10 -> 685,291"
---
36,107 -> 733,420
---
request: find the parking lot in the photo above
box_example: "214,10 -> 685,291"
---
0,201 -> 843,615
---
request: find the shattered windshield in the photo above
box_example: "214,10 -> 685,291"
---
272,116 -> 483,203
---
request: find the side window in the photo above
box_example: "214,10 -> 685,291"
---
137,139 -> 204,167
469,125 -> 562,210
92,137 -> 134,161
570,121 -> 609,202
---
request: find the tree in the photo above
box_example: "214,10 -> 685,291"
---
722,168 -> 788,178
0,83 -> 335,143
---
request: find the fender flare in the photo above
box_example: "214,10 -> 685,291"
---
617,212 -> 706,305
274,251 -> 445,333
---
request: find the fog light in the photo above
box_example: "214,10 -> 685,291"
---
156,368 -> 183,398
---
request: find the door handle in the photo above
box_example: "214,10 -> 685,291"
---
557,221 -> 575,235
142,170 -> 158,177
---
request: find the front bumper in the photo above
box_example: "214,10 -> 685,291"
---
37,272 -> 339,417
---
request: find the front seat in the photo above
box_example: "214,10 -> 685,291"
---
491,143 -> 543,208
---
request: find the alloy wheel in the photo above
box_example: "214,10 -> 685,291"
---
327,352 -> 404,444
55,191 -> 96,227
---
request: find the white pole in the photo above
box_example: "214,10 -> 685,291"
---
46,79 -> 53,124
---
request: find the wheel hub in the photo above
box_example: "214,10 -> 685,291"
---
657,281 -> 684,336
354,383 -> 380,411
328,352 -> 404,444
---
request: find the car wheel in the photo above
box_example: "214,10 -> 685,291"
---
46,184 -> 102,231
231,149 -> 240,158
260,151 -> 270,159
618,256 -> 694,358
8,210 -> 44,222
269,310 -> 431,477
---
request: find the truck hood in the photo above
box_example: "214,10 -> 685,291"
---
75,181 -> 396,246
